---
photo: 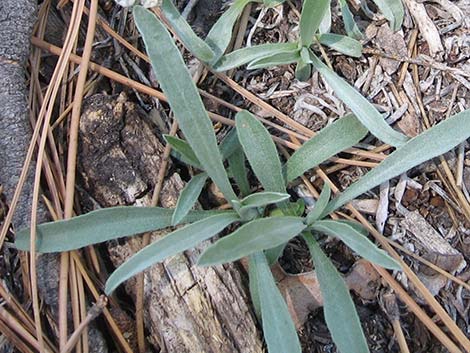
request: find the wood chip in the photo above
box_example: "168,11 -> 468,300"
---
398,205 -> 466,273
376,181 -> 390,233
351,199 -> 379,214
403,0 -> 444,56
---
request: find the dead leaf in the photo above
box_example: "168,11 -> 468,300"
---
271,260 -> 382,328
399,205 -> 466,272
346,260 -> 381,301
375,24 -> 407,74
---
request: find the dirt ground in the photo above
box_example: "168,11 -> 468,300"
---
1,0 -> 470,352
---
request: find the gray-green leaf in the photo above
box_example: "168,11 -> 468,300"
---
248,253 -> 262,319
198,217 -> 306,266
312,220 -> 401,270
324,110 -> 470,215
319,4 -> 332,34
372,0 -> 404,31
172,173 -> 208,225
205,0 -> 254,61
284,114 -> 368,182
295,47 -> 312,81
247,50 -> 301,69
160,0 -> 214,62
106,212 -> 239,293
250,251 -> 302,353
339,0 -> 363,39
15,207 -> 228,253
300,0 -> 331,47
164,135 -> 202,169
236,110 -> 286,193
318,33 -> 362,58
228,148 -> 251,197
240,192 -> 290,212
134,6 -> 237,203
310,52 -> 408,147
213,43 -> 298,72
219,128 -> 242,160
306,184 -> 331,224
304,233 -> 370,353
336,219 -> 368,235
263,0 -> 285,7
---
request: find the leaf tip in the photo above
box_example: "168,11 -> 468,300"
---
196,255 -> 211,267
104,278 -> 118,296
383,258 -> 402,272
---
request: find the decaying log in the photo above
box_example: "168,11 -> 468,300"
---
78,93 -> 264,353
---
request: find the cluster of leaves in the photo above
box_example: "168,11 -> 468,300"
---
162,0 -> 408,147
16,1 -> 470,353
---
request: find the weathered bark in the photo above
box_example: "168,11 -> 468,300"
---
78,93 -> 264,353
0,2 -> 43,353
0,0 -> 39,230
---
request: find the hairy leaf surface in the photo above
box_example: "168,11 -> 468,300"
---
324,110 -> 470,215
198,217 -> 306,266
134,6 -> 237,202
304,233 -> 370,353
106,212 -> 239,293
15,207 -> 228,252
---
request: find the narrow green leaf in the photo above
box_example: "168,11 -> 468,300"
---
268,200 -> 305,218
134,6 -> 237,203
336,219 -> 368,235
198,217 -> 306,266
372,0 -> 404,31
228,149 -> 251,197
248,253 -> 262,319
303,233 -> 370,353
300,0 -> 331,47
300,45 -> 312,63
164,135 -> 202,169
106,212 -> 239,294
312,220 -> 401,270
213,43 -> 298,72
319,4 -> 332,34
240,192 -> 290,212
264,198 -> 306,264
172,173 -> 208,226
295,47 -> 312,81
310,53 -> 408,147
236,110 -> 286,193
15,207 -> 229,253
166,130 -> 240,167
265,199 -> 306,264
264,243 -> 286,265
220,129 -> 251,197
219,128 -> 242,160
339,0 -> 363,39
284,114 -> 368,182
324,110 -> 470,215
263,0 -> 285,7
306,184 -> 331,224
318,33 -> 362,58
160,0 -> 214,62
247,50 -> 300,69
205,0 -> 254,61
251,251 -> 302,353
